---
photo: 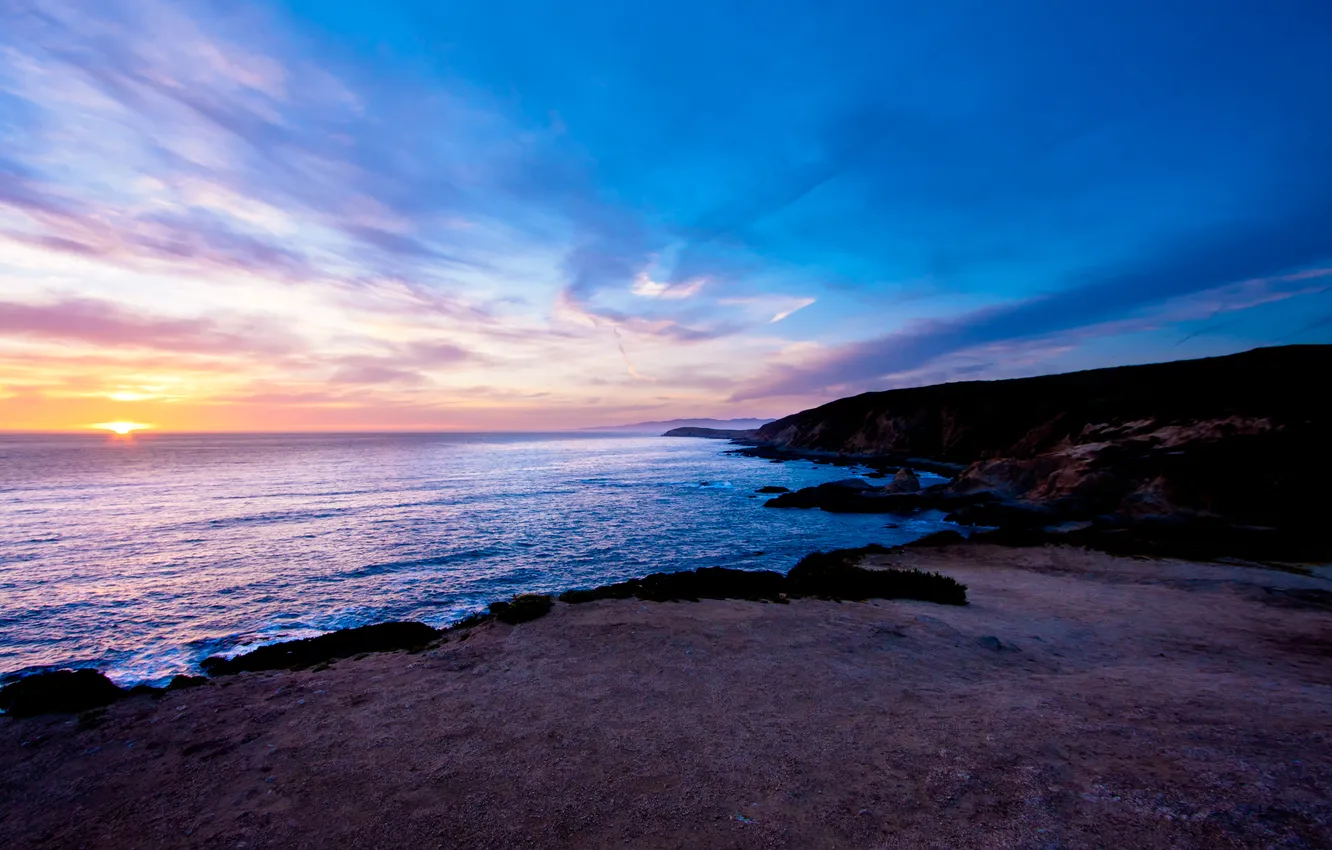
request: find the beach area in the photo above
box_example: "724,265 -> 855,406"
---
4,543 -> 1328,849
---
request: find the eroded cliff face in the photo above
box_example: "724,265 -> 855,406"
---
755,346 -> 1329,534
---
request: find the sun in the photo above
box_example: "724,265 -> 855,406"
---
91,421 -> 151,435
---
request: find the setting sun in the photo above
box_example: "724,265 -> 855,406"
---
91,421 -> 151,435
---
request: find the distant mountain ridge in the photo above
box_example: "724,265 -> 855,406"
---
584,418 -> 774,433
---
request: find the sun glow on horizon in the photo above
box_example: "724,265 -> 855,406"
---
91,421 -> 152,435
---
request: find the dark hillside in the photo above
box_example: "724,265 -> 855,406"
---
757,345 -> 1329,462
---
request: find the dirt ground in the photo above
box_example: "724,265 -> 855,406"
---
2,544 -> 1329,849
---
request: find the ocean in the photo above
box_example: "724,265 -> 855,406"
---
0,432 -> 956,685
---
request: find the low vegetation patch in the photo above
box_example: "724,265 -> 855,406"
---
490,594 -> 554,624
786,546 -> 968,605
0,669 -> 125,717
561,553 -> 967,606
200,621 -> 439,675
561,566 -> 788,604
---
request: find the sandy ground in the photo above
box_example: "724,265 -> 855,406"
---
2,544 -> 1330,849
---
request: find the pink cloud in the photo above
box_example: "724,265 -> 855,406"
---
0,297 -> 298,356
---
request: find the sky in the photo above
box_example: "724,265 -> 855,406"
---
1,0 -> 1330,431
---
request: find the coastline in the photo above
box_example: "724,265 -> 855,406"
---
3,543 -> 1329,848
4,432 -> 961,686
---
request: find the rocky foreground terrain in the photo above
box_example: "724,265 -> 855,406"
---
697,346 -> 1331,561
2,544 -> 1329,848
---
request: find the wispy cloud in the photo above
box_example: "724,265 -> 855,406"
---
0,296 -> 298,355
733,194 -> 1332,400
630,272 -> 705,300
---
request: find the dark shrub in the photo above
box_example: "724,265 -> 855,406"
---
559,580 -> 641,604
786,546 -> 967,605
201,621 -> 439,675
561,567 -> 787,604
490,594 -> 554,624
0,669 -> 125,717
450,611 -> 492,630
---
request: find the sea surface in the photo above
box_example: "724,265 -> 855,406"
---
0,432 -> 956,685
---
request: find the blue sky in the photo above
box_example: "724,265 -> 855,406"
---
1,0 -> 1329,429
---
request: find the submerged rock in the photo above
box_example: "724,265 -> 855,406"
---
0,669 -> 125,717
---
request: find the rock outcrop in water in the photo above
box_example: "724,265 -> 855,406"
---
662,426 -> 762,439
754,345 -> 1332,560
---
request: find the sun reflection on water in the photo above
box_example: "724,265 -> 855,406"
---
91,421 -> 151,436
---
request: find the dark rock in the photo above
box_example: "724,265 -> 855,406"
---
904,530 -> 966,548
0,669 -> 125,717
976,635 -> 1005,651
827,477 -> 875,491
765,481 -> 989,514
489,594 -> 554,625
885,468 -> 920,493
967,515 -> 1330,563
200,621 -> 439,676
727,444 -> 963,477
945,500 -> 1057,528
167,675 -> 208,690
755,486 -> 790,494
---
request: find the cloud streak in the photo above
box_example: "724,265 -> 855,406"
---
0,296 -> 298,356
733,192 -> 1332,400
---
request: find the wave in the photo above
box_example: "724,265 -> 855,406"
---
340,548 -> 506,580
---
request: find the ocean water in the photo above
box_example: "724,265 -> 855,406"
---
0,432 -> 956,685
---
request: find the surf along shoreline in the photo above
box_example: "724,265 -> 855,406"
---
1,539 -> 970,716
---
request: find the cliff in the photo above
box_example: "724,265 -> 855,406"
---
756,345 -> 1332,559
757,346 -> 1328,461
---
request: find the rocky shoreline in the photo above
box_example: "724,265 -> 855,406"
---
0,544 -> 967,717
678,346 -> 1332,564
